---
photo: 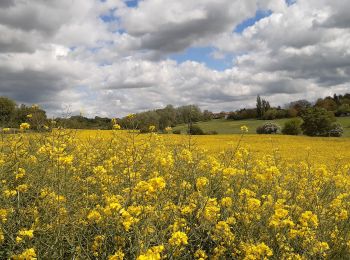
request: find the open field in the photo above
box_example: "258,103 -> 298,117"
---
173,117 -> 350,137
75,130 -> 350,165
1,129 -> 350,259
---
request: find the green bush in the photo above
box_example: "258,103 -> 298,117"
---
256,123 -> 280,134
301,108 -> 335,136
282,118 -> 302,135
188,125 -> 204,135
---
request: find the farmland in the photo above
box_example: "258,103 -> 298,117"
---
173,117 -> 350,137
1,128 -> 350,259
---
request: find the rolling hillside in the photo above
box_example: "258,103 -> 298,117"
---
173,117 -> 350,137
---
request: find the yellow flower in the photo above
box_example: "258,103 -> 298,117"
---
299,211 -> 318,228
120,209 -> 139,231
109,249 -> 125,260
169,231 -> 188,247
242,242 -> 273,260
203,198 -> 220,222
127,113 -> 135,119
3,189 -> 17,198
20,123 -> 30,130
221,197 -> 233,208
26,114 -> 33,118
12,248 -> 37,260
87,210 -> 102,223
137,245 -> 164,260
196,177 -> 209,191
0,209 -> 8,223
18,229 -> 34,239
16,168 -> 26,180
113,124 -> 121,130
149,177 -> 166,191
0,230 -> 4,243
240,125 -> 249,133
16,184 -> 29,193
194,249 -> 208,259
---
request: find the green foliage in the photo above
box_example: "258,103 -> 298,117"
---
56,116 -> 112,130
288,100 -> 311,116
0,96 -> 16,125
256,95 -> 262,118
315,97 -> 337,111
256,95 -> 270,118
262,108 -> 289,120
188,125 -> 204,135
282,118 -> 303,135
301,108 -> 336,136
256,122 -> 280,134
227,108 -> 257,120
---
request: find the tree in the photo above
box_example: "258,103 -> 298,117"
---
300,108 -> 336,136
256,95 -> 262,118
282,118 -> 302,135
256,95 -> 270,119
288,99 -> 311,116
176,105 -> 202,130
315,97 -> 337,111
0,96 -> 16,126
262,99 -> 270,115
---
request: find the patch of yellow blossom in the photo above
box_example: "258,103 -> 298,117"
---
137,245 -> 164,260
0,127 -> 350,259
169,231 -> 188,247
19,122 -> 30,130
12,248 -> 37,260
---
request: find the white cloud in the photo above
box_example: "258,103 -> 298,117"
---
0,0 -> 349,117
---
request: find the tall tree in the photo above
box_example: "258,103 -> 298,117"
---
262,99 -> 270,115
256,95 -> 262,118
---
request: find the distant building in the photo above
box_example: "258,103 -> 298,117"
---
212,112 -> 230,119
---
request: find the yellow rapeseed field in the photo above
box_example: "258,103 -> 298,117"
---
1,126 -> 350,259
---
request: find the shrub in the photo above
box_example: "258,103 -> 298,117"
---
329,122 -> 343,137
256,122 -> 280,134
172,129 -> 181,134
282,118 -> 302,135
188,125 -> 204,135
301,108 -> 335,136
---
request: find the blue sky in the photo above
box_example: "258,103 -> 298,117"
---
168,9 -> 272,71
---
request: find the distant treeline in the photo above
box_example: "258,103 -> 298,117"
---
117,105 -> 212,132
56,116 -> 112,130
226,93 -> 350,120
1,93 -> 350,131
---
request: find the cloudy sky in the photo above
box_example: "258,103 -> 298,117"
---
0,0 -> 349,117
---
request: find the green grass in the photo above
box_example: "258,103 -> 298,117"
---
173,117 -> 350,137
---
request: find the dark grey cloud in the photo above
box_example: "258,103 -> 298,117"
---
0,0 -> 14,8
120,0 -> 258,57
